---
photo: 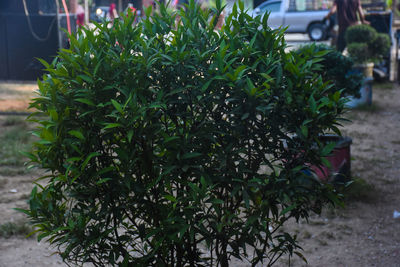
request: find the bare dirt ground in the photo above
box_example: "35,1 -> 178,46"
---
0,81 -> 399,266
0,82 -> 36,112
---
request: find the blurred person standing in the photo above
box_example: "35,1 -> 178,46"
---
109,2 -> 118,21
324,0 -> 369,52
76,4 -> 85,27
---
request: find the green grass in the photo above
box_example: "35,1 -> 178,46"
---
352,103 -> 381,112
2,116 -> 28,127
0,178 -> 8,190
0,221 -> 33,238
342,177 -> 375,202
391,140 -> 400,145
0,167 -> 28,176
0,117 -> 35,169
374,81 -> 394,90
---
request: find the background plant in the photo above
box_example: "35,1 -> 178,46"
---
0,220 -> 32,238
21,1 -> 345,266
345,24 -> 391,64
296,44 -> 363,98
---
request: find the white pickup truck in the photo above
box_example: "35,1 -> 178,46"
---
252,0 -> 331,41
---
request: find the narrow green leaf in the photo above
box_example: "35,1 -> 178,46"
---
111,99 -> 123,114
164,195 -> 177,202
76,98 -> 95,106
294,251 -> 308,263
300,125 -> 308,138
181,152 -> 202,160
238,0 -> 244,11
201,79 -> 213,92
13,208 -> 31,216
127,130 -> 134,142
333,90 -> 341,102
96,178 -> 112,185
321,157 -> 332,168
81,152 -> 100,170
321,142 -> 337,156
68,130 -> 85,140
211,199 -> 224,204
309,95 -> 316,113
280,205 -> 296,215
103,123 -> 121,129
78,74 -> 94,83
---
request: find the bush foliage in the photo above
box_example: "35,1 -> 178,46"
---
345,24 -> 391,64
296,44 -> 363,98
22,1 -> 345,266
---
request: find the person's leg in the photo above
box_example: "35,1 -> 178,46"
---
336,30 -> 346,52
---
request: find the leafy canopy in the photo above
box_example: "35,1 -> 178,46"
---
22,1 -> 345,266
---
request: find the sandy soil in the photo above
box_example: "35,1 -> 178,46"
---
0,82 -> 36,112
0,82 -> 399,266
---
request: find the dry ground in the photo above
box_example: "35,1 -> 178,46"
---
0,82 -> 36,113
0,81 -> 399,266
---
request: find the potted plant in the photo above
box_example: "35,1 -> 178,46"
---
345,24 -> 391,78
344,24 -> 390,106
295,44 -> 358,182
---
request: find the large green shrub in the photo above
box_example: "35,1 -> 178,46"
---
22,1 -> 345,266
296,44 -> 363,98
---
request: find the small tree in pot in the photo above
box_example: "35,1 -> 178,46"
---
345,24 -> 391,78
344,24 -> 390,106
20,1 -> 345,266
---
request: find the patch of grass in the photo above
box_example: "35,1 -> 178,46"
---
324,205 -> 342,219
374,81 -> 394,90
19,193 -> 31,200
352,156 -> 388,167
302,230 -> 312,239
391,140 -> 400,145
342,177 -> 375,202
0,178 -> 8,189
352,103 -> 381,112
342,110 -> 362,121
0,166 -> 28,176
376,177 -> 397,185
2,116 -> 26,127
308,219 -> 327,226
316,238 -> 328,246
0,119 -> 35,167
0,221 -> 32,238
321,231 -> 335,240
335,223 -> 352,231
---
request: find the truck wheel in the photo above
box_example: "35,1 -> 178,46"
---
308,23 -> 326,41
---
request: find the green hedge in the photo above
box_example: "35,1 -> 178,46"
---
22,1 -> 345,266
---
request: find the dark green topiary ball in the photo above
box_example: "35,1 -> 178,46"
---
345,24 -> 378,45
